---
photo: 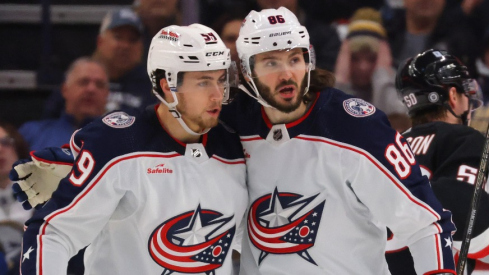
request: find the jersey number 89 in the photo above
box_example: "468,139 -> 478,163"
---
69,151 -> 95,187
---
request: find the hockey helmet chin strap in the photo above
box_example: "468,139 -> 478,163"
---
444,101 -> 471,126
153,90 -> 211,136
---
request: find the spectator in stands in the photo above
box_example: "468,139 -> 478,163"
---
21,57 -> 109,151
252,0 -> 341,71
21,58 -> 108,274
383,0 -> 479,73
0,121 -> 30,275
133,0 -> 181,58
199,0 -> 251,27
212,12 -> 247,67
335,8 -> 410,132
445,0 -> 489,43
94,8 -> 154,112
43,8 -> 155,118
0,122 -> 30,224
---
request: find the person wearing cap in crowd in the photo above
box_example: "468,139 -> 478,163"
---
43,8 -> 155,119
335,7 -> 410,132
94,7 -> 155,112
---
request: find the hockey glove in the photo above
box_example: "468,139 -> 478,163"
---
9,147 -> 74,210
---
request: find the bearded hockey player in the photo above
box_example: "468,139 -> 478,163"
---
386,49 -> 489,275
219,7 -> 457,274
13,24 -> 248,275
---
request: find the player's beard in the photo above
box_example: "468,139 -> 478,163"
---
177,103 -> 220,133
254,75 -> 307,113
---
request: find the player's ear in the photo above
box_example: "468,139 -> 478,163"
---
159,78 -> 172,101
242,73 -> 252,83
447,87 -> 459,109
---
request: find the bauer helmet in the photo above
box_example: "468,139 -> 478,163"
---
236,7 -> 315,107
396,49 -> 482,118
147,24 -> 237,135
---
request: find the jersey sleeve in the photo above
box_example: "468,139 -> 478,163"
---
432,127 -> 489,259
339,112 -> 456,274
20,123 -> 127,275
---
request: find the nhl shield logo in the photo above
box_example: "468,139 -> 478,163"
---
273,129 -> 283,141
102,112 -> 136,128
343,98 -> 376,118
191,148 -> 202,158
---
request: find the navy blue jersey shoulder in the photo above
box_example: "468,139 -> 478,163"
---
222,88 -> 395,152
307,88 -> 394,147
220,91 -> 262,133
75,107 -> 174,162
26,106 -> 243,226
206,123 -> 244,160
77,106 -> 243,163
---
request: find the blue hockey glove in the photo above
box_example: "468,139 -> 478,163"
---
9,147 -> 74,210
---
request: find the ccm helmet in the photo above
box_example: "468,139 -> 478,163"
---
147,24 -> 235,135
236,7 -> 316,107
396,49 -> 482,120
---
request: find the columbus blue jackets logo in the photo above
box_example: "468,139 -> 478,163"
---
343,98 -> 376,117
148,205 -> 235,275
102,112 -> 136,128
248,188 -> 325,266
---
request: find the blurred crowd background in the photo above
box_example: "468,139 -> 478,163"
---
1,0 -> 489,273
2,0 -> 489,129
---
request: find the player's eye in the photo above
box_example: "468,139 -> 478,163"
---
265,60 -> 277,67
198,81 -> 210,87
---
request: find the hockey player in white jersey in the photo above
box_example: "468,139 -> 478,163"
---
12,24 -> 248,275
11,9 -> 457,275
219,7 -> 457,274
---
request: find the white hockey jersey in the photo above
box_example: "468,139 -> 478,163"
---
20,105 -> 248,275
221,89 -> 457,275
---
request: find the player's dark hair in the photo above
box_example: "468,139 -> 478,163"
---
306,68 -> 335,102
151,69 -> 184,98
410,105 -> 447,126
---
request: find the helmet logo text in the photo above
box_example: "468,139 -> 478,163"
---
267,15 -> 285,24
159,30 -> 179,41
206,51 -> 225,57
269,31 -> 291,37
201,32 -> 218,44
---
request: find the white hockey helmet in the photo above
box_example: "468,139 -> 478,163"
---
147,23 -> 236,135
236,7 -> 316,106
